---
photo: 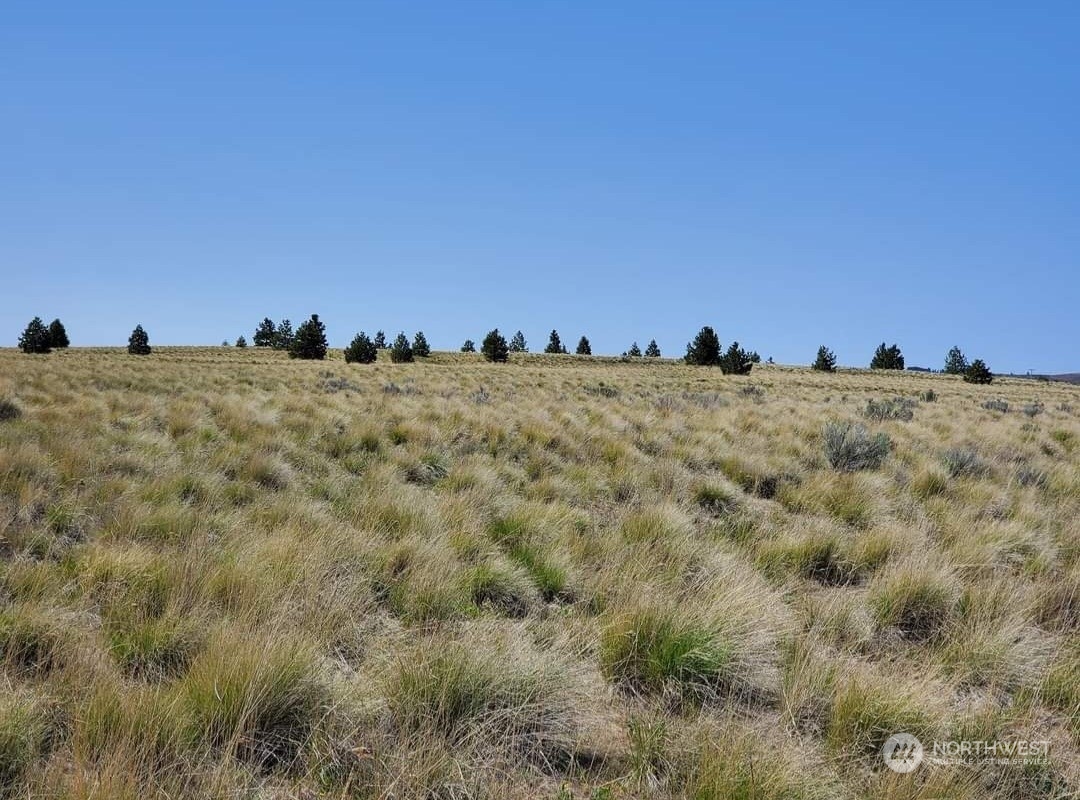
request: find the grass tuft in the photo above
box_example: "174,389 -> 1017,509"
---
870,564 -> 959,639
600,606 -> 736,700
181,633 -> 326,769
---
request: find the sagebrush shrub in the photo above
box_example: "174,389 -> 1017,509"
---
941,447 -> 988,478
823,422 -> 891,471
863,397 -> 915,422
0,399 -> 21,422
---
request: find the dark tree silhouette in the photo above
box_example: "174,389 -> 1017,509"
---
944,346 -> 968,375
275,319 -> 295,351
47,319 -> 70,348
544,329 -> 567,354
963,359 -> 993,384
128,324 -> 151,355
719,341 -> 754,375
870,342 -> 904,370
412,331 -> 431,358
253,318 -> 277,347
344,332 -> 378,364
389,332 -> 414,363
289,314 -> 328,360
482,329 -> 509,362
812,345 -> 836,372
685,326 -> 721,366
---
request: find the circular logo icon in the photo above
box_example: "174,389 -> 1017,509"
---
882,733 -> 924,773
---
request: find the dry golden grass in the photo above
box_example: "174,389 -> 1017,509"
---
1,346 -> 1078,798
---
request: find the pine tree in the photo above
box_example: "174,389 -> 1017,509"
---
461,339 -> 476,353
47,319 -> 69,348
944,346 -> 968,375
18,317 -> 52,354
412,331 -> 431,358
719,341 -> 754,375
645,339 -> 661,358
576,336 -> 592,356
274,319 -> 294,351
509,331 -> 528,353
963,359 -> 993,384
812,345 -> 836,372
374,331 -> 387,349
128,324 -> 151,355
544,329 -> 566,354
253,318 -> 277,347
685,326 -> 721,366
626,342 -> 642,357
389,332 -> 414,363
289,314 -> 328,360
870,342 -> 904,370
481,329 -> 509,362
235,335 -> 248,348
344,332 -> 378,364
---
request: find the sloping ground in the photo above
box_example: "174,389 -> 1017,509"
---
1,347 -> 1078,799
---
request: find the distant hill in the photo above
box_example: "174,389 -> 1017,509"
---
998,372 -> 1080,384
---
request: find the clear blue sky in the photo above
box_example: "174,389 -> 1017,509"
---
3,2 -> 1078,371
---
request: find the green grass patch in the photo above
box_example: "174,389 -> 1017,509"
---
600,607 -> 735,699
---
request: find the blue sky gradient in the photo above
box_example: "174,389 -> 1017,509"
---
3,2 -> 1078,371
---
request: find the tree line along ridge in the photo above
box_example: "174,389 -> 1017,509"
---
15,315 -> 998,382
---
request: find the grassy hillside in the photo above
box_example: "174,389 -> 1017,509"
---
1,347 -> 1078,799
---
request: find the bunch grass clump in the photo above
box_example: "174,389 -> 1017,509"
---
385,634 -> 580,765
600,606 -> 736,700
869,563 -> 959,640
864,396 -> 916,422
180,632 -> 327,768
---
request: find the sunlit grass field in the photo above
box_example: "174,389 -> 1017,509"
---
1,346 -> 1078,799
